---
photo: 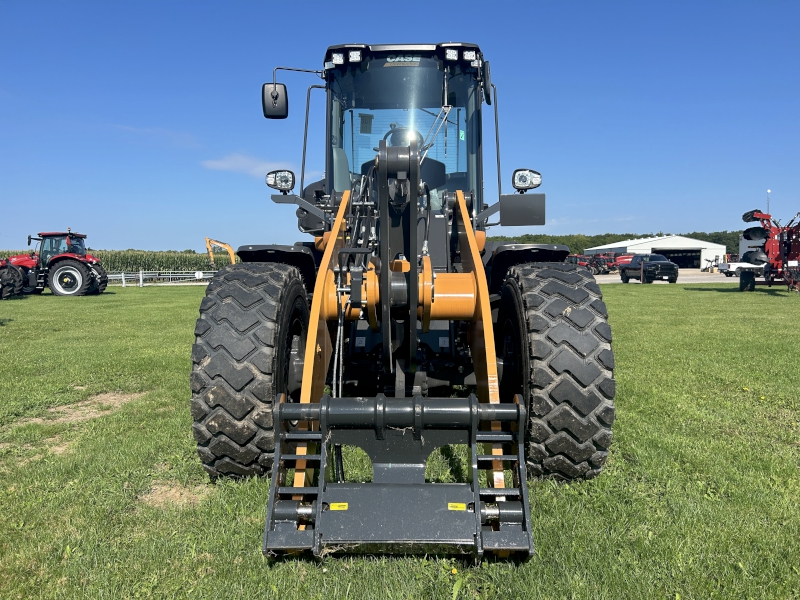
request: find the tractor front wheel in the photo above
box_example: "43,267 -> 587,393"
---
48,260 -> 91,296
89,263 -> 108,294
190,263 -> 309,478
497,263 -> 615,481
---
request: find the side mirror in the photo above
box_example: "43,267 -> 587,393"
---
512,169 -> 542,192
498,193 -> 545,226
266,169 -> 295,193
262,83 -> 288,119
27,235 -> 31,246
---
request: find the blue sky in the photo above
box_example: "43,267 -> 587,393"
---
1,1 -> 797,251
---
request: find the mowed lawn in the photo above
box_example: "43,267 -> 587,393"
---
0,283 -> 798,599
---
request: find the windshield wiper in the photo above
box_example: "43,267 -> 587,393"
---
420,105 -> 451,164
420,70 -> 454,164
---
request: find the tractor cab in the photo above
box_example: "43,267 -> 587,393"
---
29,231 -> 88,267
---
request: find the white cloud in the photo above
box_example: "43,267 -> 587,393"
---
201,153 -> 293,178
113,124 -> 202,149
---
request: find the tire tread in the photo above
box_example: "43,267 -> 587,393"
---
190,262 -> 305,478
502,262 -> 615,481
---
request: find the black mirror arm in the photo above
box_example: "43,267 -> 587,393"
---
272,66 -> 324,90
476,202 -> 501,224
271,194 -> 331,225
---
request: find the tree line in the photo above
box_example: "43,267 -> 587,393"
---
487,230 -> 743,255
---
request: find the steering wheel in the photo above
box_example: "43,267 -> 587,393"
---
383,126 -> 424,148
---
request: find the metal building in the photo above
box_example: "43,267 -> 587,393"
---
584,235 -> 727,269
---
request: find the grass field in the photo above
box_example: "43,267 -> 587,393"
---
0,283 -> 798,599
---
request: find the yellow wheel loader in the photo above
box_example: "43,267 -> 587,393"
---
190,43 -> 615,561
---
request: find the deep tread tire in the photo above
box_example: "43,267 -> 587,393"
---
48,260 -> 91,296
739,271 -> 756,292
620,274 -> 629,283
0,264 -> 24,299
497,263 -> 615,481
191,263 -> 309,479
742,209 -> 762,223
89,263 -> 108,294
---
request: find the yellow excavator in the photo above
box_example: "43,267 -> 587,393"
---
204,238 -> 237,269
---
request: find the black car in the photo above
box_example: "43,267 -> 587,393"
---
619,254 -> 678,284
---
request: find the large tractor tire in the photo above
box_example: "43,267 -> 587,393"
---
742,209 -> 763,223
89,263 -> 108,294
496,263 -> 615,481
48,260 -> 91,296
743,226 -> 769,241
190,263 -> 309,478
742,250 -> 768,266
0,264 -> 24,299
739,271 -> 756,292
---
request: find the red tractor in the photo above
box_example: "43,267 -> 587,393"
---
0,229 -> 108,298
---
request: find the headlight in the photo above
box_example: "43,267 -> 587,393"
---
331,52 -> 345,65
463,50 -> 477,61
348,50 -> 361,62
266,170 -> 295,192
445,48 -> 458,61
512,169 -> 542,191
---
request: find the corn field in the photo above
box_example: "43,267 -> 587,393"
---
0,250 -> 236,272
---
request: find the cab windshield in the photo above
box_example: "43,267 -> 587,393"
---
40,236 -> 85,259
329,54 -> 482,208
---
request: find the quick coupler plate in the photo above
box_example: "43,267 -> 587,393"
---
263,394 -> 533,560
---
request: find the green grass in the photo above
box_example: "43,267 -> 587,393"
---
0,283 -> 798,599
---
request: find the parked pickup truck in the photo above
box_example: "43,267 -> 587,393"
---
620,254 -> 679,284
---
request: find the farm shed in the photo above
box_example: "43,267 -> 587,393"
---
585,235 -> 727,268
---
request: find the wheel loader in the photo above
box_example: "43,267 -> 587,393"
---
190,43 -> 615,560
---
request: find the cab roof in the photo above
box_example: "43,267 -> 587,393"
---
38,232 -> 87,238
325,42 -> 482,55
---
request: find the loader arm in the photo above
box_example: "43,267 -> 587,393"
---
264,171 -> 532,558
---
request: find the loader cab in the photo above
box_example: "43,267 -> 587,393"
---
324,44 -> 486,212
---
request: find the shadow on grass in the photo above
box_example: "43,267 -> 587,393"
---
0,318 -> 12,326
265,547 -> 528,566
682,286 -> 790,296
1,294 -> 31,301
